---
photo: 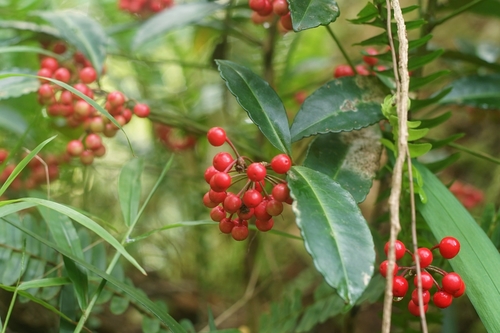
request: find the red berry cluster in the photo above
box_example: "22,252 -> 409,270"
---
118,0 -> 174,15
204,127 -> 293,241
449,180 -> 484,209
36,41 -> 151,165
380,237 -> 465,316
154,123 -> 197,152
334,47 -> 385,78
249,0 -> 293,32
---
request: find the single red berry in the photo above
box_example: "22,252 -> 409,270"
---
266,198 -> 284,216
231,222 -> 249,241
415,248 -> 433,268
210,206 -> 226,222
41,57 -> 59,72
439,236 -> 461,259
355,64 -> 371,76
53,67 -> 71,83
59,90 -> 73,105
279,12 -> 293,30
74,100 -> 92,119
257,0 -> 273,16
213,152 -> 234,172
80,150 -> 94,165
79,67 -> 97,84
37,68 -> 53,80
94,145 -> 106,157
362,47 -> 379,66
52,41 -> 67,54
203,192 -> 218,208
89,117 -> 105,133
66,140 -> 84,157
38,84 -> 54,100
256,218 -> 274,232
433,291 -> 453,308
254,200 -> 272,221
393,276 -> 409,298
334,65 -> 355,78
384,240 -> 406,260
223,193 -> 242,214
210,172 -> 232,192
453,280 -> 466,298
107,91 -> 125,107
273,0 -> 289,16
247,162 -> 267,182
441,273 -> 463,295
242,189 -> 263,208
272,183 -> 290,202
411,289 -> 431,306
134,103 -> 150,118
207,127 -> 226,146
238,207 -> 254,220
204,166 -> 218,183
271,154 -> 292,174
379,260 -> 398,278
408,300 -> 428,317
84,133 -> 103,151
414,271 -> 434,290
219,218 -> 234,234
0,149 -> 8,164
209,189 -> 227,204
249,0 -> 265,11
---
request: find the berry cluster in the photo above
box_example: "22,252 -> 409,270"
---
204,127 -> 293,241
380,237 -> 465,316
119,0 -> 174,15
449,180 -> 484,209
154,123 -> 197,152
36,41 -> 151,165
249,0 -> 293,32
333,47 -> 385,78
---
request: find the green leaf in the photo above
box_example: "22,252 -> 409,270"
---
0,20 -> 60,36
142,316 -> 161,333
407,127 -> 429,141
409,70 -> 450,91
59,285 -> 77,333
289,0 -> 340,31
0,107 -> 29,135
411,88 -> 452,111
287,166 -> 375,304
356,33 -> 389,46
1,218 -> 186,333
423,153 -> 460,173
0,68 -> 39,100
416,162 -> 500,333
216,60 -> 291,155
259,290 -> 302,333
415,111 -> 452,129
18,277 -> 71,291
34,10 -> 107,75
348,3 -> 378,24
208,306 -> 217,331
408,34 -> 433,50
63,256 -> 88,310
110,295 -> 130,315
132,3 -> 223,49
439,74 -> 500,109
428,133 -> 464,150
0,46 -> 60,59
303,127 -> 382,203
119,158 -> 144,227
408,142 -> 432,158
0,199 -> 146,275
290,76 -> 385,142
480,203 -> 496,234
0,136 -> 56,198
408,49 -> 444,71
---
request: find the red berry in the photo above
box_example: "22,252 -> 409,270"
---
272,183 -> 290,202
414,271 -> 434,290
238,207 -> 254,220
247,163 -> 267,182
219,218 -> 234,234
74,100 -> 92,119
249,0 -> 265,11
89,117 -> 105,133
384,240 -> 406,260
0,149 -> 8,164
408,300 -> 428,317
80,150 -> 94,165
37,68 -> 53,80
41,57 -> 59,72
94,145 -> 106,157
210,206 -> 226,222
439,236 -> 460,259
231,223 -> 249,241
53,67 -> 71,83
379,260 -> 398,278
79,67 -> 97,84
204,166 -> 218,183
210,172 -> 232,192
411,289 -> 430,306
280,12 -> 293,31
453,280 -> 466,298
207,127 -> 227,147
134,103 -> 150,118
107,91 -> 125,107
433,291 -> 453,308
334,65 -> 354,78
414,248 -> 433,268
254,200 -> 272,221
362,47 -> 379,66
270,154 -> 291,174
66,140 -> 84,157
355,64 -> 371,76
266,198 -> 284,216
209,189 -> 227,204
256,218 -> 274,232
52,41 -> 67,54
59,90 -> 73,105
203,192 -> 218,208
393,276 -> 408,298
257,0 -> 273,16
273,0 -> 289,16
213,152 -> 234,172
441,273 -> 463,295
223,193 -> 242,214
38,84 -> 54,99
85,133 -> 103,151
242,189 -> 263,208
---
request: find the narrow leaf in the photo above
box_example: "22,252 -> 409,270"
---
0,46 -> 60,58
303,127 -> 382,203
18,277 -> 71,291
0,20 -> 60,36
408,49 -> 444,71
290,76 -> 385,142
289,0 -> 340,31
119,158 -> 144,226
216,60 -> 291,155
416,163 -> 500,333
287,166 -> 375,304
423,153 -> 460,173
411,88 -> 453,111
415,111 -> 452,129
0,68 -> 39,100
439,74 -> 500,109
409,70 -> 450,91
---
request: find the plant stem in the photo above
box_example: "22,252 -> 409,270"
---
325,25 -> 357,74
448,142 -> 500,165
433,0 -> 485,26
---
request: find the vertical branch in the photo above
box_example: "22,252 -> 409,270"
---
381,0 -> 410,332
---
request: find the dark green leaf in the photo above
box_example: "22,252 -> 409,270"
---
259,290 -> 302,333
287,166 -> 375,304
428,133 -> 464,150
442,50 -> 500,71
119,158 -> 144,227
348,2 -> 378,24
408,34 -> 433,50
0,68 -> 39,100
439,74 -> 500,109
216,60 -> 291,155
34,10 -> 107,75
303,127 -> 382,203
59,285 -> 77,333
110,295 -> 130,315
133,3 -> 223,49
63,256 -> 88,310
208,306 -> 217,331
423,153 -> 460,173
416,162 -> 500,333
289,0 -> 340,31
409,70 -> 450,91
1,218 -> 187,333
356,33 -> 389,46
290,76 -> 385,142
447,0 -> 500,18
415,111 -> 451,129
408,49 -> 444,71
411,88 -> 452,111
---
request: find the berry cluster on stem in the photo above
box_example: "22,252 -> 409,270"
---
334,47 -> 388,78
204,127 -> 293,241
380,237 -> 465,316
249,0 -> 293,32
154,123 -> 197,152
118,0 -> 174,16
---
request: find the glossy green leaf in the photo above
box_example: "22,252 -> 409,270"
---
348,2 -> 378,24
408,49 -> 444,71
0,68 -> 39,100
287,166 -> 375,304
303,127 -> 382,203
356,33 -> 389,46
409,70 -> 450,91
119,158 -> 144,227
142,316 -> 161,333
133,3 -> 223,49
416,163 -> 500,333
439,74 -> 500,109
288,0 -> 339,31
0,20 -> 60,36
110,295 -> 130,315
411,88 -> 452,111
1,198 -> 146,275
216,60 -> 291,155
2,218 -> 186,333
290,76 -> 385,142
34,10 -> 107,75
408,34 -> 433,50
